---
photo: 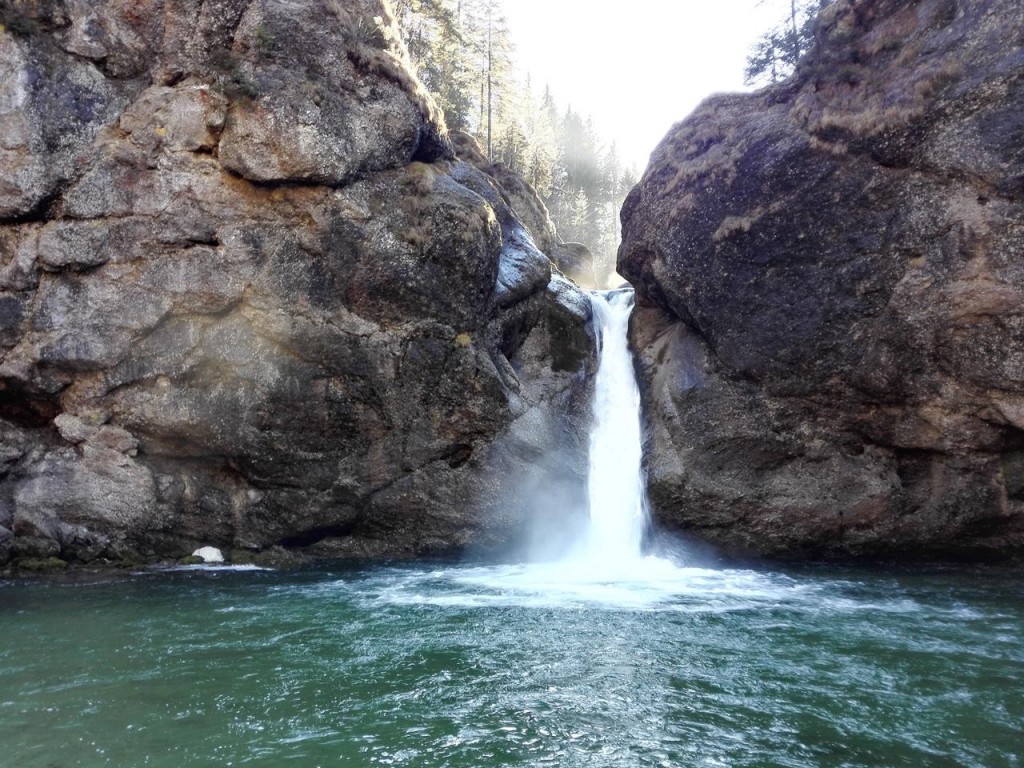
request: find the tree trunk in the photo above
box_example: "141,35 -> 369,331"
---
486,2 -> 492,158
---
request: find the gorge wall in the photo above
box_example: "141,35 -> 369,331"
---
0,0 -> 594,569
621,0 -> 1024,560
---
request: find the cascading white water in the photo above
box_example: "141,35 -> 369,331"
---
418,284 -> 700,605
578,288 -> 649,563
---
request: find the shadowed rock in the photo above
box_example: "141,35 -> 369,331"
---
620,0 -> 1024,561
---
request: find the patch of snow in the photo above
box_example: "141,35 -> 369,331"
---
192,546 -> 225,563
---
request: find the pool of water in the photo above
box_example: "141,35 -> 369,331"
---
1,559 -> 1022,767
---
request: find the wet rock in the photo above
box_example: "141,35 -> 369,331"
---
620,0 -> 1024,561
227,545 -> 300,567
14,555 -> 68,572
450,161 -> 551,307
449,130 -> 601,295
10,535 -> 61,560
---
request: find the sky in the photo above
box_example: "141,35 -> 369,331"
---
501,0 -> 789,171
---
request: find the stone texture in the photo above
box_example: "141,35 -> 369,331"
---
450,130 -> 599,288
0,3 -> 143,219
620,0 -> 1024,561
217,0 -> 449,185
0,0 -> 595,568
449,132 -> 555,252
550,242 -> 598,289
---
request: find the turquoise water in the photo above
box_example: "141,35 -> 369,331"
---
1,560 -> 1022,768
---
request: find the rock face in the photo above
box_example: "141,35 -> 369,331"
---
550,242 -> 598,290
620,0 -> 1024,560
450,131 -> 599,288
0,0 -> 594,568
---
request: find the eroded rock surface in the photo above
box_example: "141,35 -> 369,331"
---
450,131 -> 599,288
0,0 -> 594,568
620,0 -> 1024,560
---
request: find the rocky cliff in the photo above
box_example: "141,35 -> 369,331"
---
620,0 -> 1024,560
0,0 -> 594,570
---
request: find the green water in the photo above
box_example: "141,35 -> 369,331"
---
1,560 -> 1022,768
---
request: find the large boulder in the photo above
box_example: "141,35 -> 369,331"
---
449,131 -> 558,254
620,0 -> 1024,560
550,242 -> 598,289
0,0 -> 595,568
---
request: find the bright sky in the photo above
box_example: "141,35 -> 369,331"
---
502,0 -> 788,171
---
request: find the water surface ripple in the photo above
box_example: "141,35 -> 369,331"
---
1,562 -> 1022,767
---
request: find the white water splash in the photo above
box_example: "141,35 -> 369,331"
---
362,561 -> 813,612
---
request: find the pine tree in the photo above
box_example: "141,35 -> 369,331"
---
744,0 -> 834,87
393,0 -> 473,129
391,0 -> 642,287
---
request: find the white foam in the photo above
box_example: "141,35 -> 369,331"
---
138,563 -> 273,575
368,559 -> 813,612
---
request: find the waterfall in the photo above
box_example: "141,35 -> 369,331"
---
431,286 -> 695,602
578,288 -> 649,563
